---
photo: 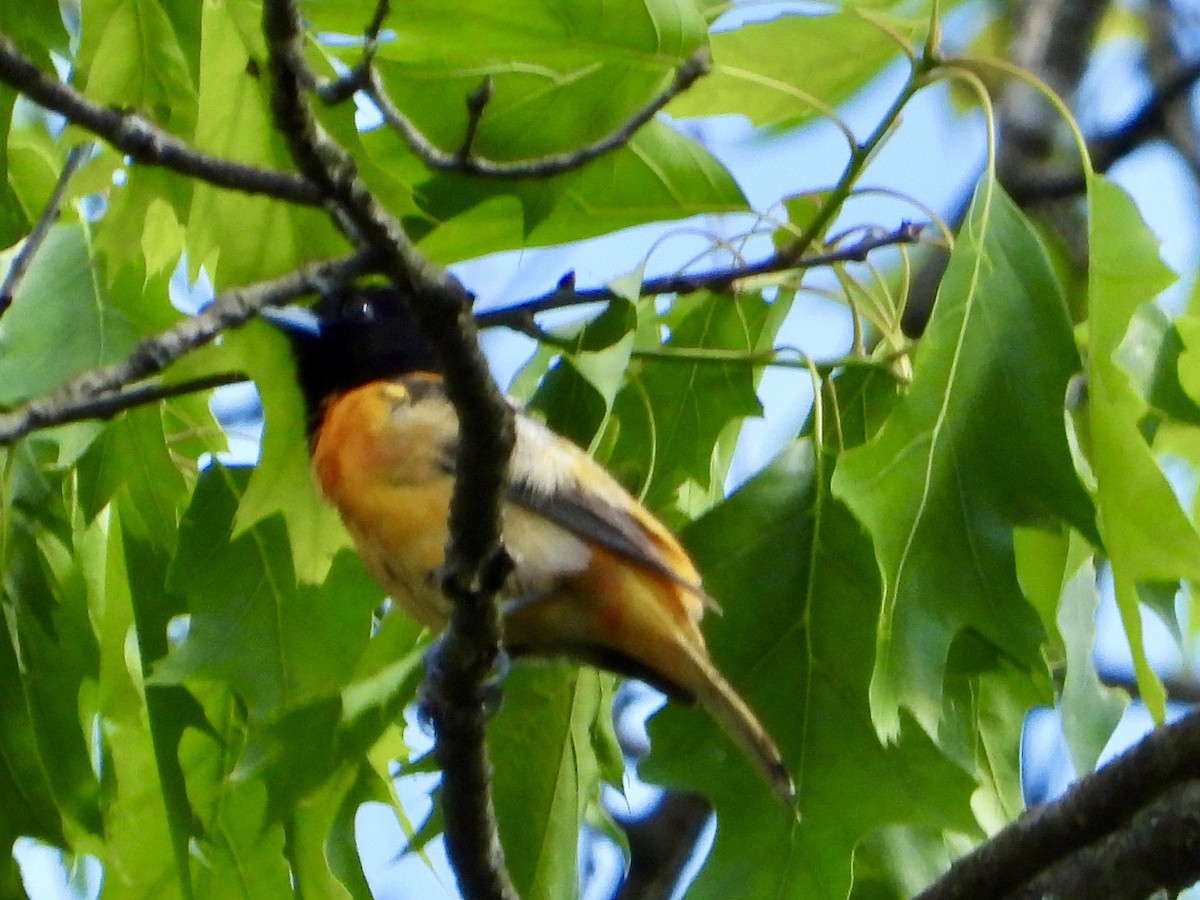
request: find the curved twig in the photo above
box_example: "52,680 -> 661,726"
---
0,31 -> 321,204
0,142 -> 95,317
477,221 -> 925,331
364,47 -> 711,178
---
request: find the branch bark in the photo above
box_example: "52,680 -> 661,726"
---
261,3 -> 518,897
916,709 -> 1200,900
1004,780 -> 1200,900
363,48 -> 710,178
477,222 -> 924,331
0,31 -> 321,204
0,252 -> 375,445
0,142 -> 94,317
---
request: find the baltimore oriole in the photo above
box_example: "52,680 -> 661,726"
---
265,285 -> 794,802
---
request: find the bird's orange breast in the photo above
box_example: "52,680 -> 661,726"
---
311,380 -> 458,628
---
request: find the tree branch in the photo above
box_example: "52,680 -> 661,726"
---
613,793 -> 712,900
0,218 -> 921,445
1004,780 -> 1200,900
0,31 -> 322,205
0,142 -> 94,317
362,48 -> 711,178
916,708 -> 1200,900
0,251 -> 375,445
261,3 -> 518,898
476,222 -> 925,331
1007,59 -> 1200,204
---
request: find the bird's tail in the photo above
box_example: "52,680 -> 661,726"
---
674,637 -> 796,806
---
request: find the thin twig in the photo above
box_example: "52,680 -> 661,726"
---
314,0 -> 391,105
455,77 -> 494,161
0,251 -> 376,445
477,221 -> 925,331
262,2 -> 518,897
364,47 -> 711,178
0,142 -> 94,317
0,31 -> 321,204
31,372 -> 246,428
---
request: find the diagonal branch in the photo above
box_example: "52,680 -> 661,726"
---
1007,59 -> 1200,204
0,251 -> 376,445
477,221 -> 925,331
363,47 -> 711,178
916,708 -> 1200,900
0,222 -> 922,443
1004,780 -> 1200,900
0,31 -> 321,204
262,3 -> 518,898
0,142 -> 94,317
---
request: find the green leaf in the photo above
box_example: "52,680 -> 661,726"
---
1,464 -> 104,837
121,530 -> 207,900
237,648 -> 422,820
0,224 -> 139,405
852,826 -> 959,900
647,441 -> 977,898
0,0 -> 69,60
179,708 -> 294,899
286,768 -> 359,900
604,291 -> 781,523
1058,555 -> 1127,774
77,0 -> 199,132
0,86 -> 28,249
939,649 -> 1044,829
169,320 -> 349,584
667,12 -> 910,129
1122,305 -> 1200,426
832,177 -> 1095,740
96,166 -> 193,280
1085,175 -> 1200,721
527,300 -> 639,448
322,0 -> 707,160
0,594 -> 65,851
6,124 -> 65,231
186,0 -> 342,285
402,121 -> 748,260
329,0 -> 746,258
94,511 -> 190,899
0,9 -> 64,258
76,407 -> 190,551
154,466 -> 379,719
490,666 -> 618,900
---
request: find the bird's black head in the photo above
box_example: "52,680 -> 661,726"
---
265,284 -> 441,431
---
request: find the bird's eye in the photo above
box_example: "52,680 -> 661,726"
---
350,299 -> 377,323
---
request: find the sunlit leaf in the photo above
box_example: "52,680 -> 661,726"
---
153,466 -> 378,718
77,0 -> 198,132
1086,176 -> 1200,721
490,666 -> 619,900
832,176 -> 1095,740
0,225 -> 139,405
648,440 -> 976,898
668,12 -> 910,130
186,0 -> 342,285
94,511 -> 189,899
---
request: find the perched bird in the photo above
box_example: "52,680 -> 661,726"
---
264,285 -> 793,802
